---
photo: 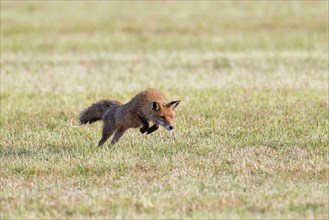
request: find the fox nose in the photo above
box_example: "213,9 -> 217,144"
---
169,125 -> 174,130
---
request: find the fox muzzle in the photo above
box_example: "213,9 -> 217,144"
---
158,121 -> 174,131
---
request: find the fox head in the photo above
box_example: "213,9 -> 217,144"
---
151,100 -> 180,130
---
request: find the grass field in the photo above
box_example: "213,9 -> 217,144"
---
1,1 -> 328,219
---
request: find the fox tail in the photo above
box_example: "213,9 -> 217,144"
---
79,99 -> 122,124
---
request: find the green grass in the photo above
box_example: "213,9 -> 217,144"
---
1,1 -> 328,219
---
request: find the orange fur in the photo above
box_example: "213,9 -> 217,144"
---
79,89 -> 180,146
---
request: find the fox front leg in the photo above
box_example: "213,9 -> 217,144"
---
147,124 -> 159,135
140,124 -> 149,134
138,114 -> 149,134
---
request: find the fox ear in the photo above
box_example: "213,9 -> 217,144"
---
168,100 -> 180,109
152,102 -> 161,111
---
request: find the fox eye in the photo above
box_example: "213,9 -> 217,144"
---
161,116 -> 166,120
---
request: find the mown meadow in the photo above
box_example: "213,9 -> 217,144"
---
1,1 -> 328,219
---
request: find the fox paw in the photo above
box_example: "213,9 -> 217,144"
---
140,127 -> 147,134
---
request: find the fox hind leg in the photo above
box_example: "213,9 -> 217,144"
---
98,124 -> 116,147
111,127 -> 128,145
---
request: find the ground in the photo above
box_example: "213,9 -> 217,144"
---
1,1 -> 328,219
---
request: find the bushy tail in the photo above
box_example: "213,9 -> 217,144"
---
79,99 -> 122,124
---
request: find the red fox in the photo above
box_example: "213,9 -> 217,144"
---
79,89 -> 180,146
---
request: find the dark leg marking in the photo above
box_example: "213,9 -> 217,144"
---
147,124 -> 159,135
138,114 -> 149,134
